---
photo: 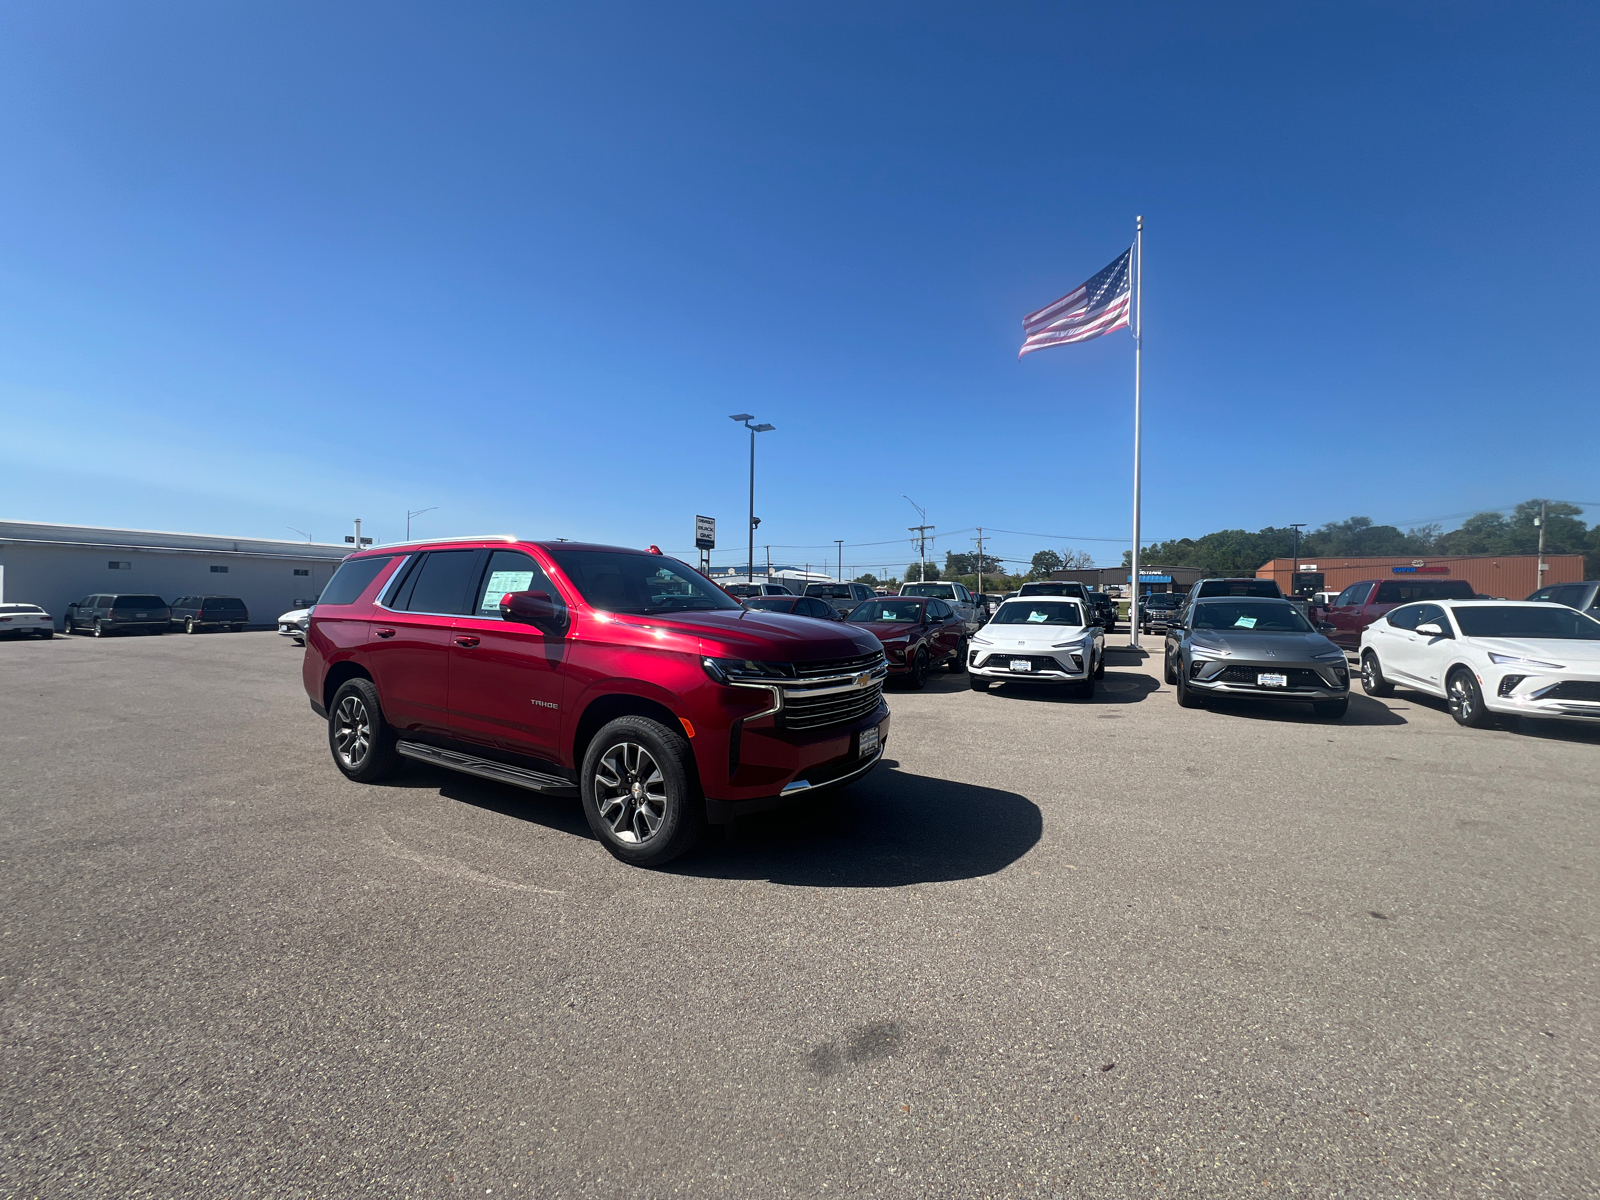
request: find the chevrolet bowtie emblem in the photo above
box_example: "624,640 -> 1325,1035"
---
853,672 -> 874,687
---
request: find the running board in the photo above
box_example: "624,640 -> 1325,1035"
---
396,742 -> 576,794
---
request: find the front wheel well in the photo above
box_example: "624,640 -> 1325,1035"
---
322,661 -> 374,712
574,694 -> 688,770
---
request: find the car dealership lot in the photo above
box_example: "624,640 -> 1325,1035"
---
2,634 -> 1595,1198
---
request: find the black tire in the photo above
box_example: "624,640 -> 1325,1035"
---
1313,698 -> 1349,720
969,676 -> 991,691
61,616 -> 73,635
1360,651 -> 1393,697
1074,675 -> 1096,699
185,617 -> 198,634
1447,668 -> 1491,729
1176,664 -> 1204,708
1164,652 -> 1178,685
38,628 -> 53,640
93,620 -> 107,638
948,638 -> 967,673
907,647 -> 929,690
580,715 -> 704,867
1092,648 -> 1105,679
327,677 -> 402,782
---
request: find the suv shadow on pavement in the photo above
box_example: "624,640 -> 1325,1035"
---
380,759 -> 1042,888
978,671 -> 1162,706
1192,692 -> 1407,727
1394,694 -> 1600,744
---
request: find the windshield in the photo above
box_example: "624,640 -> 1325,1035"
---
1191,599 -> 1313,633
849,599 -> 926,623
112,595 -> 166,609
991,601 -> 1084,626
900,583 -> 954,598
1453,605 -> 1600,640
743,597 -> 798,612
1142,594 -> 1182,608
1017,582 -> 1075,596
549,550 -> 740,614
1196,580 -> 1281,599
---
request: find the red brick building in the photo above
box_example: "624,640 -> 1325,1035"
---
1255,553 -> 1584,599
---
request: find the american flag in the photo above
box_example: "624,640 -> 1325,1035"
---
1019,247 -> 1132,359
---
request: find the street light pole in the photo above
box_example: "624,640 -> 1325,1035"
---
1289,523 -> 1306,595
406,506 -> 438,540
835,539 -> 843,583
730,415 -> 775,583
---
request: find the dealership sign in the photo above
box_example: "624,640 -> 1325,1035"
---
694,515 -> 716,550
1392,565 -> 1450,574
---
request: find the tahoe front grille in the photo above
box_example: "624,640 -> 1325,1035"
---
778,651 -> 887,732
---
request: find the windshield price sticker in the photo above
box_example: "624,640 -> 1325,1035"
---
1233,616 -> 1257,628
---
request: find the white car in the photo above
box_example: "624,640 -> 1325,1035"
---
899,581 -> 983,631
277,607 -> 312,643
1358,599 -> 1600,729
0,602 -> 55,639
966,596 -> 1105,697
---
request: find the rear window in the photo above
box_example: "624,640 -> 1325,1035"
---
1142,594 -> 1182,608
804,584 -> 856,599
1196,580 -> 1281,599
901,583 -> 955,599
1375,580 -> 1475,603
0,604 -> 44,613
203,597 -> 247,611
320,555 -> 398,606
1017,582 -> 1077,596
744,597 -> 799,612
112,595 -> 166,609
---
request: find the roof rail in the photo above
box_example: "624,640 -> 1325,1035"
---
370,534 -> 520,549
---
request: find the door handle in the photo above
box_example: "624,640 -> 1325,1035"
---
454,635 -> 480,648
375,628 -> 396,639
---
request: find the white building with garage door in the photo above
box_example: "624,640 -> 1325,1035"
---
0,520 -> 352,630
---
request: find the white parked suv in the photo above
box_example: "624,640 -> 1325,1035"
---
1358,599 -> 1600,729
967,595 -> 1105,697
898,581 -> 982,631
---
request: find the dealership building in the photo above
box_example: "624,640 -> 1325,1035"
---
1255,553 -> 1584,599
0,520 -> 352,629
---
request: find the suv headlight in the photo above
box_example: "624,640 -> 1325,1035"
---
1487,653 -> 1566,670
1313,650 -> 1346,661
1188,641 -> 1226,659
701,657 -> 796,684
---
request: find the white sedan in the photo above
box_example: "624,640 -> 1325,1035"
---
967,597 -> 1105,697
277,607 -> 311,643
0,603 -> 55,638
1358,599 -> 1600,728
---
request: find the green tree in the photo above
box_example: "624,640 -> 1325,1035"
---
906,561 -> 941,582
1029,549 -> 1062,579
853,573 -> 880,587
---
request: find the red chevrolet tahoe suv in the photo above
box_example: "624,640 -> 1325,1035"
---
303,539 -> 889,866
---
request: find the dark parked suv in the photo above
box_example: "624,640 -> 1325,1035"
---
303,540 -> 889,867
63,594 -> 170,637
169,595 -> 250,633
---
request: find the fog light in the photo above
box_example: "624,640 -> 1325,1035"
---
1498,675 -> 1525,697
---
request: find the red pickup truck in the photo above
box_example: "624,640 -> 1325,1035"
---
303,539 -> 889,866
1321,578 -> 1478,649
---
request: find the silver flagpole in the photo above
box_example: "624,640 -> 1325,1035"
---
1129,215 -> 1144,650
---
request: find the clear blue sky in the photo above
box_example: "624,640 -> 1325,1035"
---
1,2 -> 1595,577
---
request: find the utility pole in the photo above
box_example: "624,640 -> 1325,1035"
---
1289,523 -> 1306,595
765,546 -> 771,580
1535,500 -> 1548,588
973,528 -> 986,599
835,539 -> 843,583
904,495 -> 932,583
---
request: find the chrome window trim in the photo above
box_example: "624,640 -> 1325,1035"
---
373,554 -> 416,610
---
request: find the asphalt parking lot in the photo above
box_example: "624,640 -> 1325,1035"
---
2,631 -> 1596,1199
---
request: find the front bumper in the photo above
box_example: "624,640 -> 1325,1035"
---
1488,673 -> 1600,723
703,705 -> 890,822
968,646 -> 1090,682
1186,658 -> 1349,700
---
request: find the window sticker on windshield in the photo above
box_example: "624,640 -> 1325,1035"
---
1026,611 -> 1047,622
1234,615 -> 1257,629
484,570 -> 536,600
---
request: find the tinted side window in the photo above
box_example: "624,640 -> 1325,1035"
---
1387,604 -> 1423,630
1549,584 -> 1583,607
1374,582 -> 1402,603
401,551 -> 482,615
474,550 -> 563,619
320,555 -> 399,607
1413,604 -> 1446,628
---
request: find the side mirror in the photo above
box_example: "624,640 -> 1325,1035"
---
1416,621 -> 1447,638
500,590 -> 566,635
1317,621 -> 1336,633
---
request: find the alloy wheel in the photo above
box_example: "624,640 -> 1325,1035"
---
593,742 -> 668,845
332,694 -> 372,768
1447,674 -> 1475,723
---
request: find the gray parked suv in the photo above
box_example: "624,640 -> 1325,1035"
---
1526,581 -> 1600,615
1164,596 -> 1349,719
63,594 -> 170,637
